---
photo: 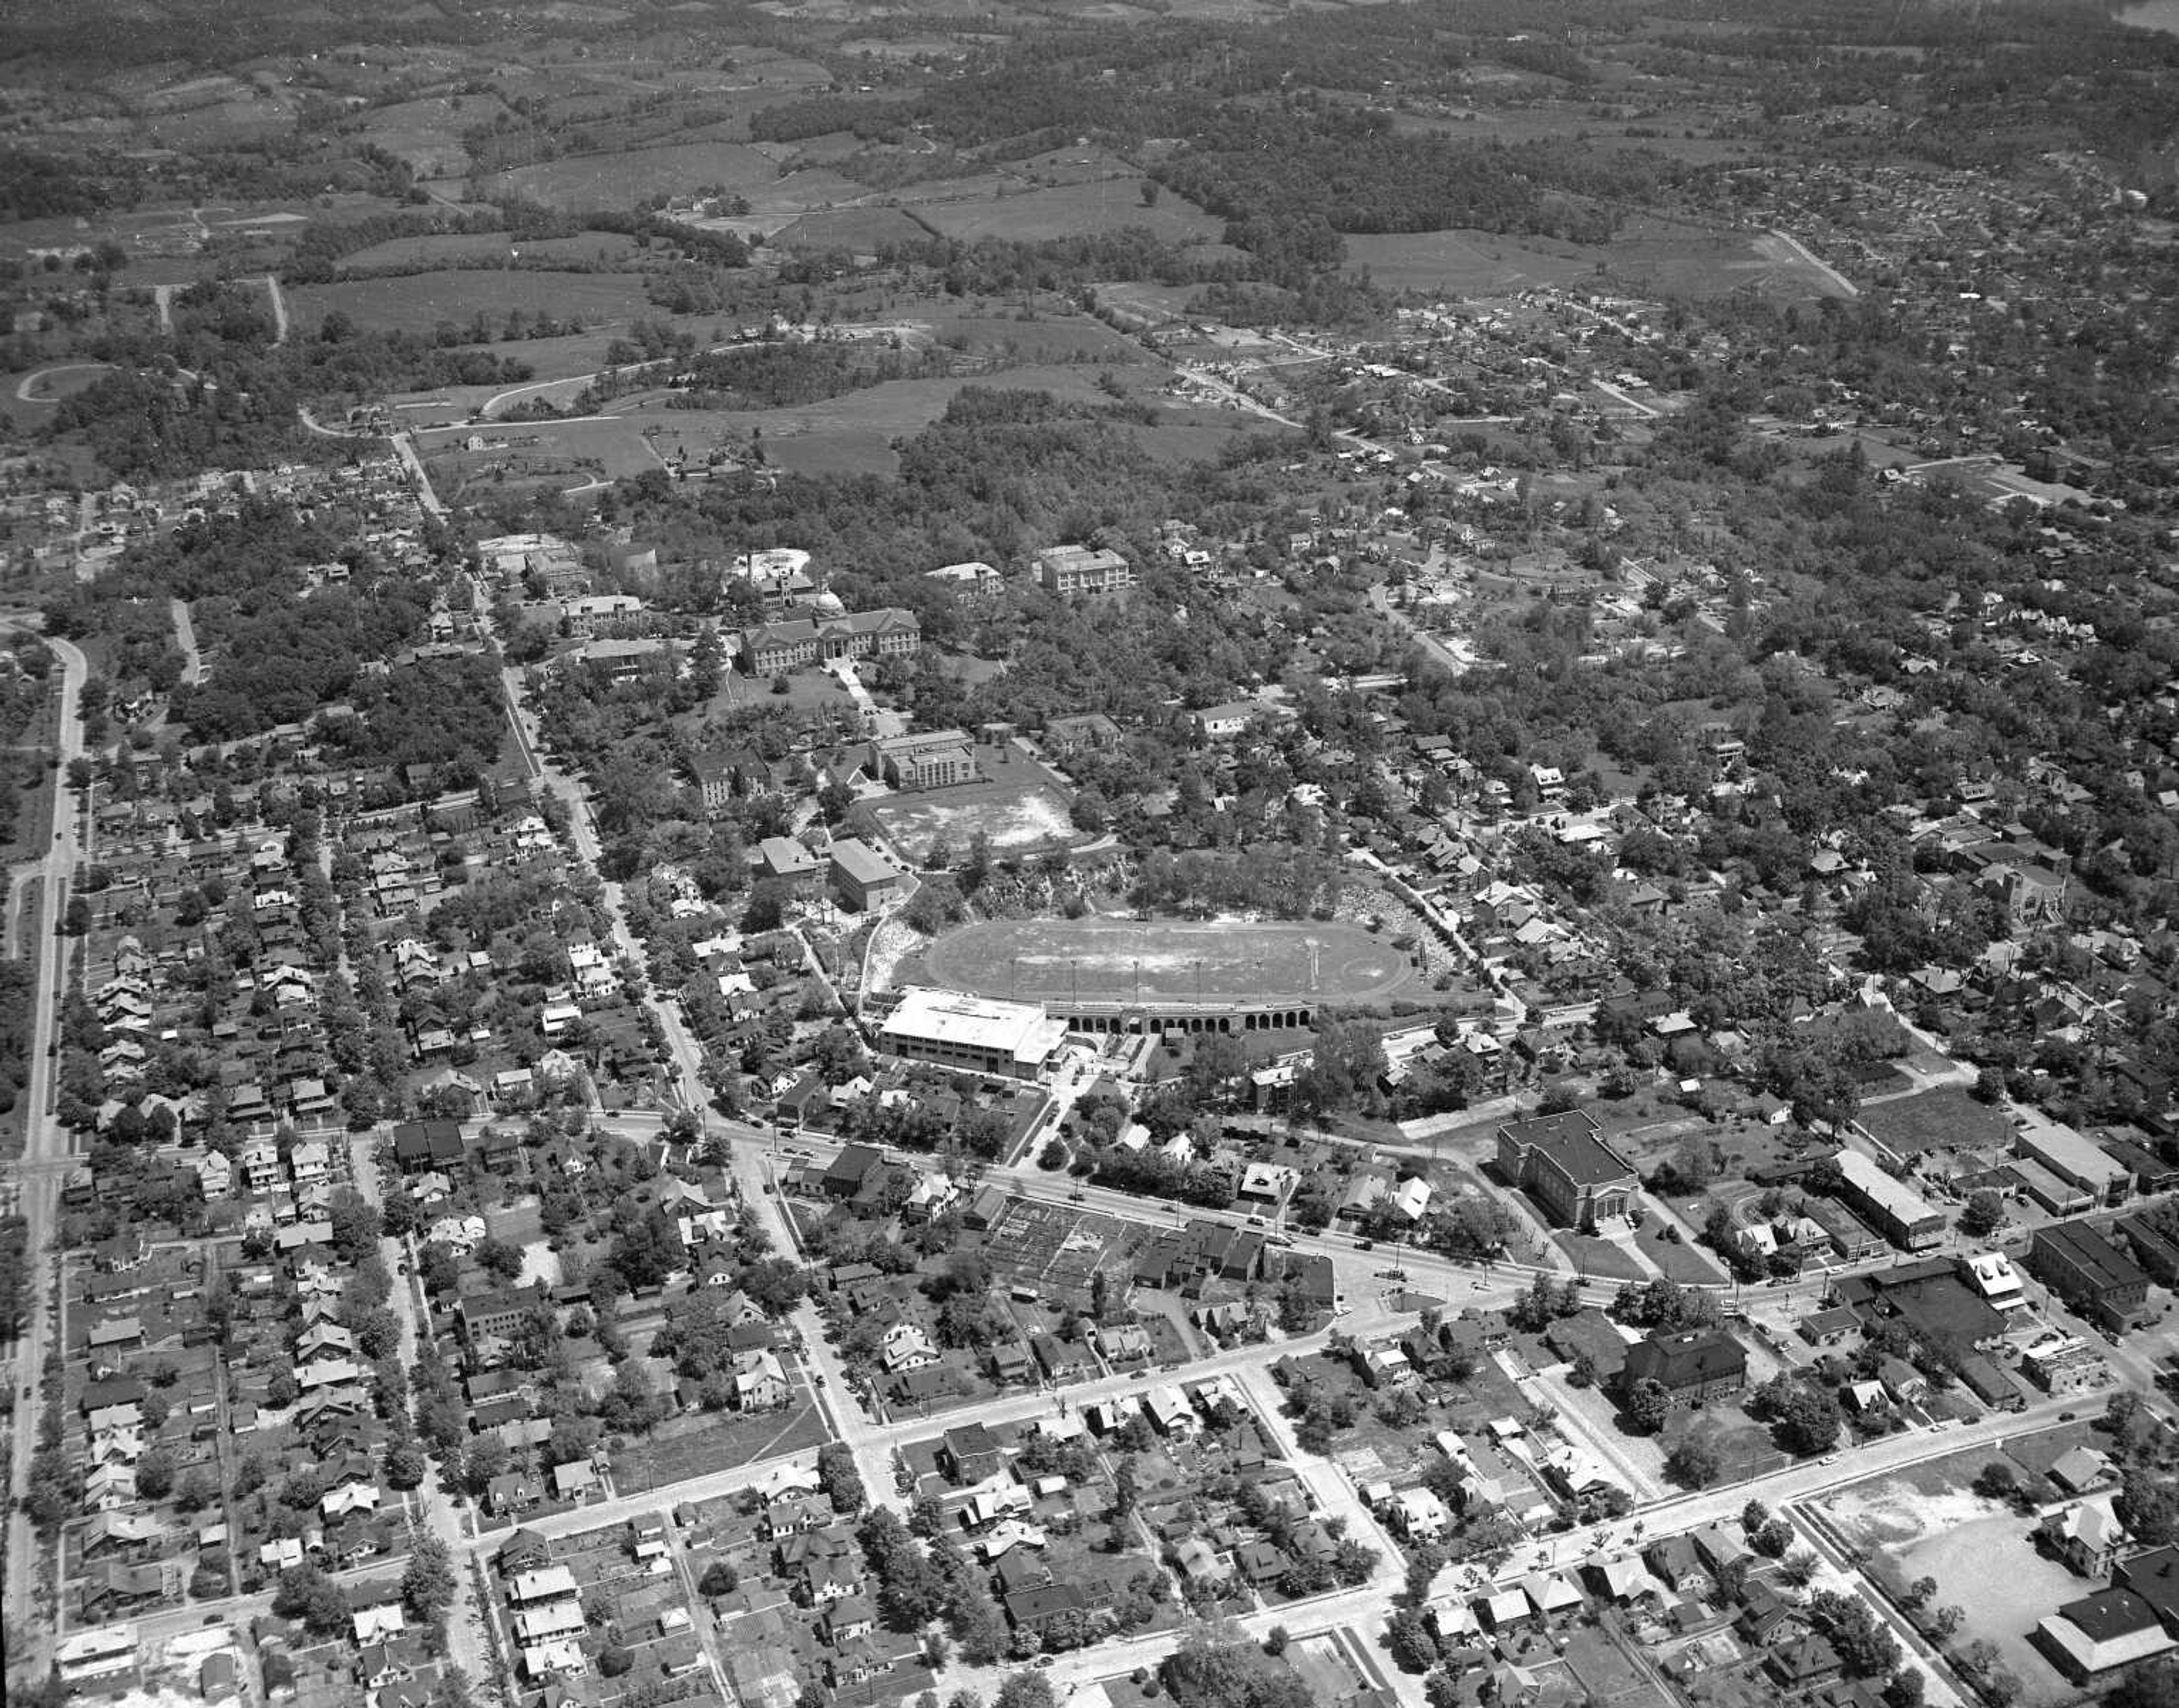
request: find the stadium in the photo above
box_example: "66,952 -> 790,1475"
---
918,916 -> 1420,1034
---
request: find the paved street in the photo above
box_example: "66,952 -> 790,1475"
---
1,623 -> 89,1677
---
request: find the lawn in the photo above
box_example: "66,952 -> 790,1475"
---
1555,1233 -> 1648,1282
289,270 -> 654,337
1637,1221 -> 1724,1285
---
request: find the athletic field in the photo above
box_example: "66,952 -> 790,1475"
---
921,917 -> 1416,1008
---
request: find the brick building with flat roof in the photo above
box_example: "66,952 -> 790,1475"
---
1495,1109 -> 1638,1232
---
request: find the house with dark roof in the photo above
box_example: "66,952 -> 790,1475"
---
1617,1327 -> 1747,1408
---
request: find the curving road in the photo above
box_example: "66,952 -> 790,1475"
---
12,363 -> 115,405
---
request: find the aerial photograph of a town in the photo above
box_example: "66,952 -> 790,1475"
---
4,3 -> 2179,1708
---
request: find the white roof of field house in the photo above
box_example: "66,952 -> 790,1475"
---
881,987 -> 1069,1068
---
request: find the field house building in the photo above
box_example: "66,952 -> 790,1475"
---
1495,1110 -> 1639,1232
878,987 -> 1069,1081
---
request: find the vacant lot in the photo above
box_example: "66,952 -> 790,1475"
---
866,775 -> 1082,862
291,270 -> 653,336
611,1394 -> 832,1495
924,916 -> 1418,1008
482,142 -> 781,210
1820,1471 -> 2075,1706
1857,1085 -> 2010,1160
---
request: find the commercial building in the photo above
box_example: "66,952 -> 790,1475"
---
1495,1110 -> 1638,1231
2014,1111 -> 2130,1206
1035,543 -> 1132,595
2029,1219 -> 2150,1330
1833,1150 -> 1945,1250
878,987 -> 1069,1081
739,607 -> 920,675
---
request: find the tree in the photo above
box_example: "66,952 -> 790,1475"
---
1753,1518 -> 1795,1558
1386,1607 -> 1441,1673
817,1442 -> 865,1515
1972,1460 -> 2018,1503
134,1446 -> 176,1501
1775,1383 -> 1843,1455
1740,1500 -> 1770,1535
1622,1377 -> 1669,1434
401,1528 -> 456,1627
2117,1469 -> 2179,1546
993,1673 -> 1057,1708
273,1563 -> 351,1638
1959,1189 -> 2004,1237
1883,1669 -> 1925,1708
700,1559 -> 739,1597
1664,1429 -> 1723,1490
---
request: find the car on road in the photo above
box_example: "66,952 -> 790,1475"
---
1356,1239 -> 1374,1251
1067,1190 -> 1085,1202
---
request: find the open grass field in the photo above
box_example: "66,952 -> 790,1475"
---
865,775 -> 1082,860
1344,214 -> 1851,302
1343,228 -> 1605,296
923,916 -> 1418,1008
611,361 -> 1160,479
481,141 -> 781,210
291,269 -> 654,336
769,206 -> 932,253
912,178 -> 1224,245
335,230 -> 641,272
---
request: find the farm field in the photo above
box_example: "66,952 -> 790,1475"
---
481,141 -> 783,209
864,775 -> 1083,861
912,178 -> 1224,245
289,270 -> 654,336
922,916 -> 1419,1008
